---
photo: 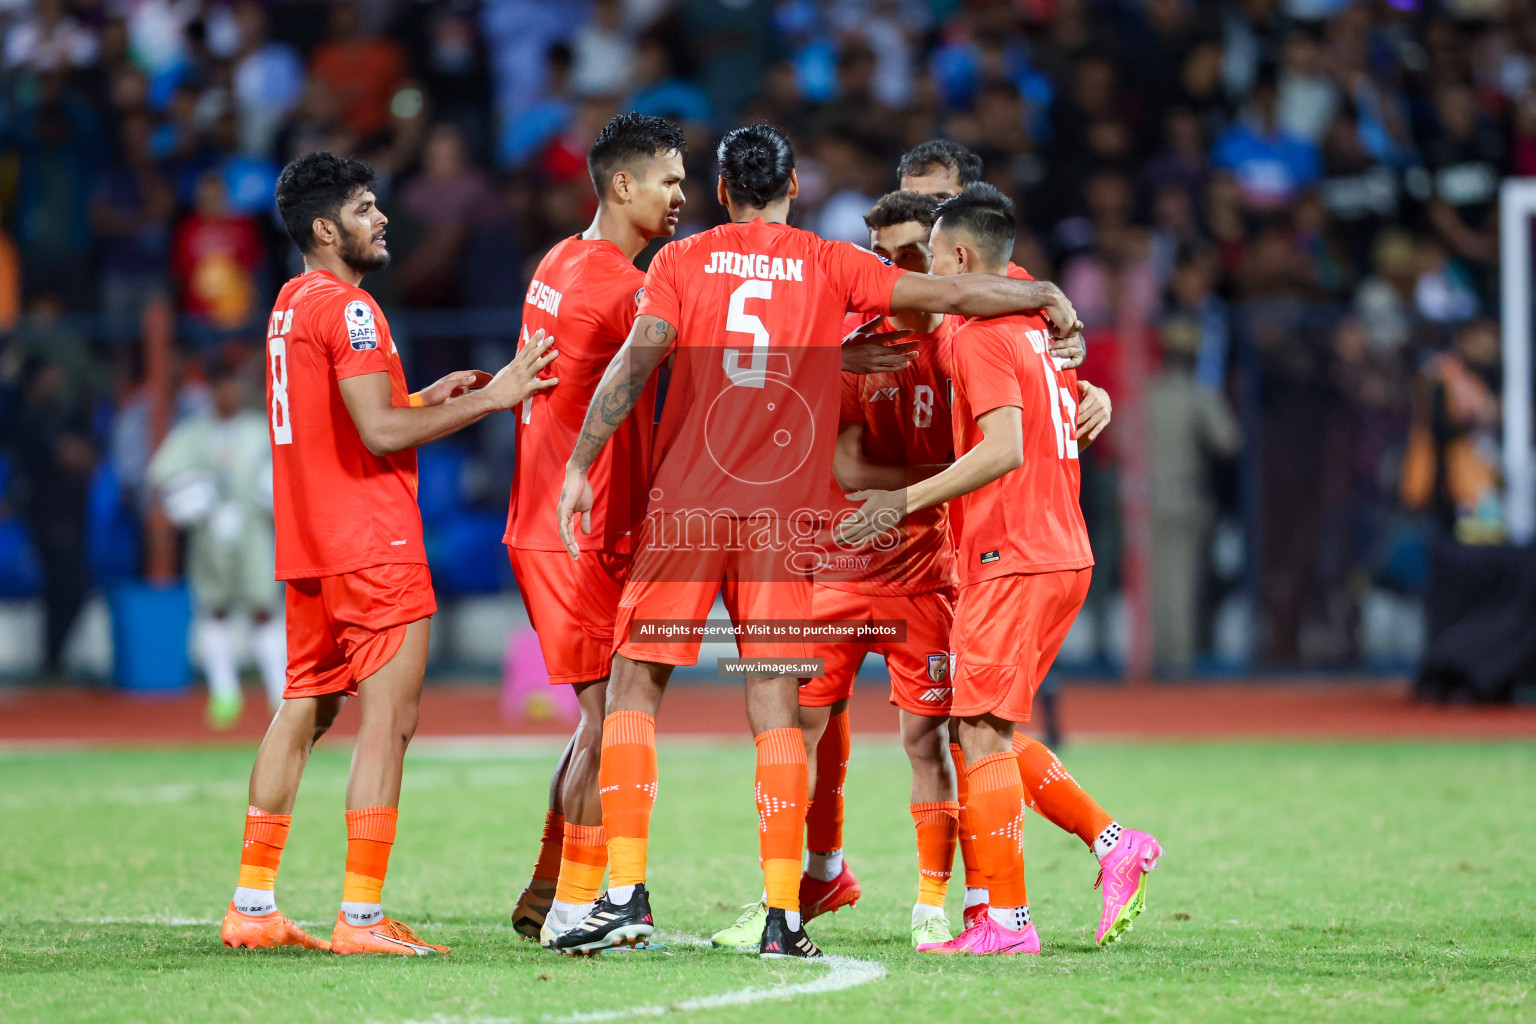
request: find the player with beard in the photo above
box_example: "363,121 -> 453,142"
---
219,152 -> 556,956
895,142 -> 1160,946
503,113 -> 689,948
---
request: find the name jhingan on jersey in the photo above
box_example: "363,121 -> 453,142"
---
702,251 -> 805,282
525,279 -> 563,315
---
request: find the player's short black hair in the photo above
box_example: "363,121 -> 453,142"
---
863,190 -> 941,232
717,123 -> 795,209
587,112 -> 687,196
933,183 -> 1016,266
897,140 -> 983,187
274,151 -> 377,253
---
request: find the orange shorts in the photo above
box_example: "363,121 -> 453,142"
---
509,546 -> 629,684
950,567 -> 1090,723
801,585 -> 956,716
615,513 -> 814,666
284,562 -> 437,699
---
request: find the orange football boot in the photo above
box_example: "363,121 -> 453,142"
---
221,903 -> 331,951
330,912 -> 450,956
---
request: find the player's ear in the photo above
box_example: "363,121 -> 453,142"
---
611,169 -> 630,204
311,215 -> 336,249
786,168 -> 799,201
716,176 -> 730,209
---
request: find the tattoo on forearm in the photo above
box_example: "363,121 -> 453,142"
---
600,379 -> 640,426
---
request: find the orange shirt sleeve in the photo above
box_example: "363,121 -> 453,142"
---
824,239 -> 906,316
954,322 -> 1024,417
635,241 -> 682,329
325,294 -> 393,381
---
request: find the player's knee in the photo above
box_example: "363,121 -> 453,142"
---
903,729 -> 948,769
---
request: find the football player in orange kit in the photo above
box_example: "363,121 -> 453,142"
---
219,152 -> 556,956
841,185 -> 1162,955
896,140 -> 1160,946
504,113 -> 688,946
551,124 -> 1083,959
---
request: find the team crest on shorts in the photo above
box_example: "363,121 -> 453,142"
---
345,300 -> 378,350
927,653 -> 954,683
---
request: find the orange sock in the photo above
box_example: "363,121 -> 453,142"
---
234,806 -> 289,907
529,810 -> 564,889
805,710 -> 849,852
599,710 -> 657,888
965,753 -> 1027,909
755,727 -> 809,912
950,743 -> 984,888
555,822 -> 607,905
341,806 -> 398,917
910,801 -> 960,907
1012,733 -> 1114,849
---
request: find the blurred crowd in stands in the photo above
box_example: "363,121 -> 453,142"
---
0,0 -> 1520,678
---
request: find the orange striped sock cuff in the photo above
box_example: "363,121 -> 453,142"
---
754,727 -> 807,766
243,807 -> 292,848
563,822 -> 608,862
557,821 -> 608,905
345,806 -> 398,844
602,710 -> 655,749
967,752 -> 1020,794
909,800 -> 960,825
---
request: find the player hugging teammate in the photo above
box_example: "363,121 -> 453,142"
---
219,122 -> 1161,961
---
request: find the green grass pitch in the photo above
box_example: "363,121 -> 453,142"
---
1,738 -> 1532,1023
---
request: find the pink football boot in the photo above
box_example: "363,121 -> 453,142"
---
1094,828 -> 1163,945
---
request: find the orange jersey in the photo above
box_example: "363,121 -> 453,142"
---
818,313 -> 958,596
266,270 -> 424,580
505,236 -> 653,553
637,218 -> 906,520
950,312 -> 1093,586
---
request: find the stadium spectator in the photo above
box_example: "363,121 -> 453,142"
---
91,111 -> 176,327
171,171 -> 264,333
1148,315 -> 1242,675
1,356 -> 96,678
230,1 -> 305,158
148,357 -> 284,727
307,0 -> 407,143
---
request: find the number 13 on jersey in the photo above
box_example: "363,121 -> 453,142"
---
268,308 -> 294,445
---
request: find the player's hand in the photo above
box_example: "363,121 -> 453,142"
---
1077,379 -> 1112,446
1050,333 -> 1086,370
418,369 -> 494,407
556,465 -> 594,560
1041,286 -> 1083,343
841,316 -> 917,375
836,489 -> 908,547
482,329 -> 558,410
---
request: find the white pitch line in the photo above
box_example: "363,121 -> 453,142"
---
30,918 -> 887,1023
401,950 -> 886,1024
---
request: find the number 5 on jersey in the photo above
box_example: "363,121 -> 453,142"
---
268,308 -> 294,445
723,280 -> 771,388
